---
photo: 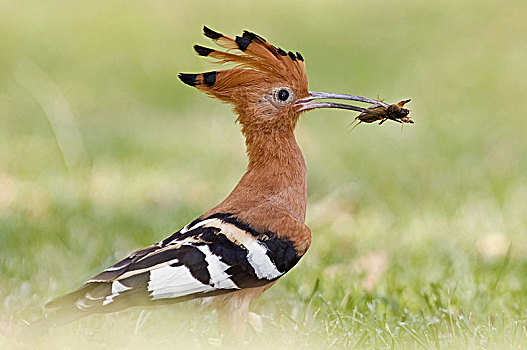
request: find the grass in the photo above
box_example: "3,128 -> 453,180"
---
1,0 -> 527,348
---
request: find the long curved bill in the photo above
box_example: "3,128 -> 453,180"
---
294,91 -> 388,113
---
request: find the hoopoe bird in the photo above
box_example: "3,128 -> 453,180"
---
35,26 -> 395,332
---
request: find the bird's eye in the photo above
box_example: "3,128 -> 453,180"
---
277,89 -> 290,101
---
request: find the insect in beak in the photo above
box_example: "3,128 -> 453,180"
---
294,92 -> 414,129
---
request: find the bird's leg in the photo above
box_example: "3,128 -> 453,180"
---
217,307 -> 249,338
213,285 -> 269,337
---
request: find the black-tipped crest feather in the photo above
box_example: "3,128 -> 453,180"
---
178,73 -> 199,86
202,71 -> 218,86
203,26 -> 223,40
275,47 -> 287,56
242,30 -> 265,42
235,36 -> 252,51
194,45 -> 214,57
296,52 -> 304,61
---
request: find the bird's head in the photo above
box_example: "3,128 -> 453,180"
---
179,27 -> 383,136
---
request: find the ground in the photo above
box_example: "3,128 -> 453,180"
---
1,0 -> 527,349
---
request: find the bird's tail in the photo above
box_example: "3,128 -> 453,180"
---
19,306 -> 90,339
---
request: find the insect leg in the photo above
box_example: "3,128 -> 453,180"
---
348,117 -> 360,128
349,121 -> 362,132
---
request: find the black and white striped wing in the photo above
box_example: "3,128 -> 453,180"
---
46,213 -> 300,313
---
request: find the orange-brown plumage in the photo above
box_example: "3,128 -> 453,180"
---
33,26 -> 400,336
185,27 -> 312,258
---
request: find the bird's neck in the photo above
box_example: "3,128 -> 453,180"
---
245,125 -> 305,173
210,125 -> 308,224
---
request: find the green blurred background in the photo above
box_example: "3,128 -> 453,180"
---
1,0 -> 527,348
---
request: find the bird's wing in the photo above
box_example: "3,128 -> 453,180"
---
46,212 -> 301,313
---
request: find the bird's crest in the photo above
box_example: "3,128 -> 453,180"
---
179,26 -> 308,104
